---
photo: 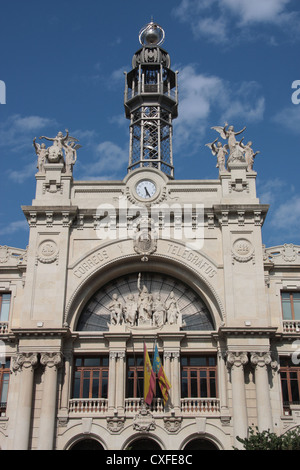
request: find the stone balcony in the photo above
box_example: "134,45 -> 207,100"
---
68,397 -> 221,417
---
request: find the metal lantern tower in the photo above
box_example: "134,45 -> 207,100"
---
124,21 -> 178,178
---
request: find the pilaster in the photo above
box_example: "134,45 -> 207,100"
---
250,352 -> 275,432
226,351 -> 248,448
38,352 -> 62,450
12,353 -> 38,450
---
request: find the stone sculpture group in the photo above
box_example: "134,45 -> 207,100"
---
33,130 -> 81,174
206,123 -> 260,174
108,273 -> 183,328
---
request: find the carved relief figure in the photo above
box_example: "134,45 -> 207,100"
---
108,275 -> 183,329
205,138 -> 228,173
108,294 -> 124,325
152,295 -> 166,327
64,141 -> 81,174
137,273 -> 153,323
240,141 -> 260,171
124,294 -> 138,326
165,291 -> 182,326
33,138 -> 49,173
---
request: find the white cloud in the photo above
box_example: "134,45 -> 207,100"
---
79,141 -> 128,180
0,114 -> 58,152
222,0 -> 291,25
173,0 -> 300,43
257,178 -> 287,204
7,162 -> 37,184
0,220 -> 29,236
173,64 -> 265,154
272,106 -> 300,134
270,195 -> 300,236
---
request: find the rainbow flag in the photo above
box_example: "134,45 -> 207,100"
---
144,343 -> 156,405
153,344 -> 171,405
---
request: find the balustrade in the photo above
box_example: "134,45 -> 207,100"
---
0,322 -> 8,334
69,398 -> 108,414
68,397 -> 220,416
283,320 -> 300,333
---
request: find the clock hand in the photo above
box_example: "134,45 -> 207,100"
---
145,187 -> 151,197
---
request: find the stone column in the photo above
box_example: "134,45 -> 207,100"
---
12,353 -> 38,450
250,352 -> 274,433
217,348 -> 230,423
37,353 -> 62,450
172,351 -> 181,411
227,351 -> 248,448
59,352 -> 71,413
116,352 -> 125,412
108,352 -> 117,411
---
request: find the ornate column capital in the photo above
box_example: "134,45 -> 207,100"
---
40,352 -> 62,369
226,351 -> 248,369
12,353 -> 38,372
250,352 -> 277,369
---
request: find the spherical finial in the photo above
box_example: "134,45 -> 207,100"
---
139,21 -> 165,46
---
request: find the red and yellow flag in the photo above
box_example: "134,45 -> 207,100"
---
144,343 -> 156,405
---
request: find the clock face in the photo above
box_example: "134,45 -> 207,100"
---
135,180 -> 157,199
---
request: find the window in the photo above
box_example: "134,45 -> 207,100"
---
280,357 -> 300,412
127,356 -> 144,398
0,359 -> 10,415
0,294 -> 11,322
73,357 -> 109,399
126,356 -> 165,399
282,292 -> 300,320
181,356 -> 217,398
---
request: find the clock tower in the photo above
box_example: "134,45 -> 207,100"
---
124,21 -> 178,179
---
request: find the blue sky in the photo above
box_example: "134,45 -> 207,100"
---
0,0 -> 299,250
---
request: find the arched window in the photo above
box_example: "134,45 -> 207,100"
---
76,272 -> 214,331
69,438 -> 104,450
184,438 -> 219,450
125,437 -> 161,451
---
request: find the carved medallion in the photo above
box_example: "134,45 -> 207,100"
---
37,240 -> 59,264
232,238 -> 254,264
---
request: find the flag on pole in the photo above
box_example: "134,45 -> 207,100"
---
144,343 -> 156,405
153,344 -> 171,405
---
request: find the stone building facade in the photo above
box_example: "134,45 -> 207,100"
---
0,22 -> 300,451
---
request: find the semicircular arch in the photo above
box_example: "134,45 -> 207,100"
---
66,254 -> 224,332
